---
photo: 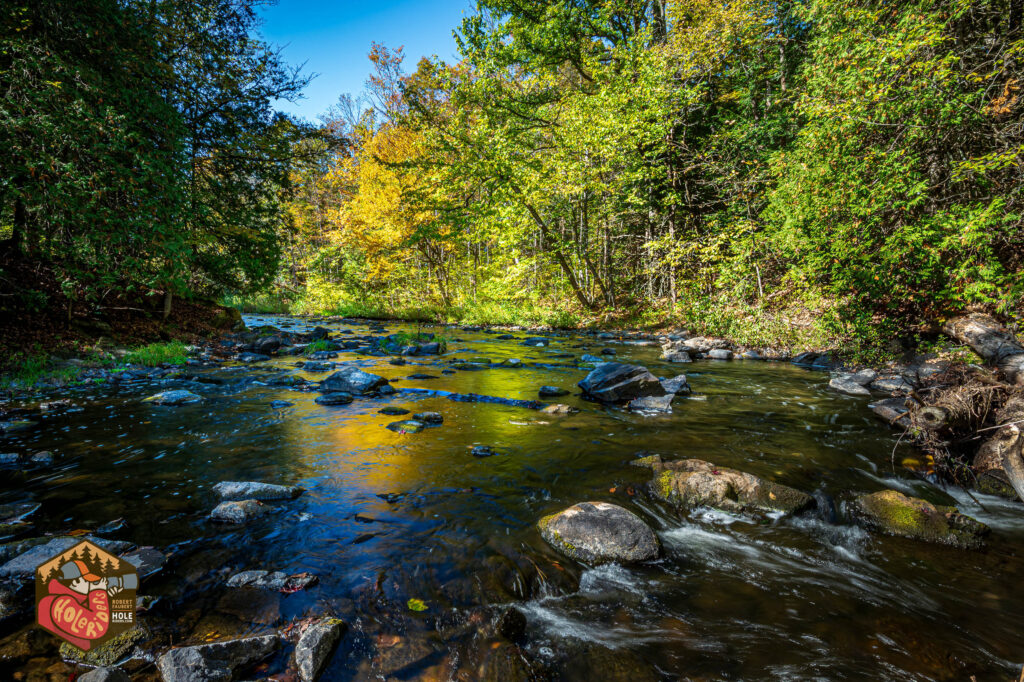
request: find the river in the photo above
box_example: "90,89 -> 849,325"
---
3,314 -> 1022,680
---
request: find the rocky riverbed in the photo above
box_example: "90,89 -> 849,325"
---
0,314 -> 1022,680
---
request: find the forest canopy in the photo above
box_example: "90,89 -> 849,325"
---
3,0 -> 1022,353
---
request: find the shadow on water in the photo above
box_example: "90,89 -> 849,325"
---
2,313 -> 1023,680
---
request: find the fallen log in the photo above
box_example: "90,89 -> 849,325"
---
943,313 -> 1024,385
972,393 -> 1024,502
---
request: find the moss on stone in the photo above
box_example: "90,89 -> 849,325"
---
851,490 -> 989,549
59,624 -> 148,666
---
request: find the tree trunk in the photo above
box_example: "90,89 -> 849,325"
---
943,313 -> 1024,385
973,394 -> 1024,502
523,202 -> 594,309
163,291 -> 173,321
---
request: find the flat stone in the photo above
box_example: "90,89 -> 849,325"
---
538,501 -> 659,564
77,667 -> 131,682
660,374 -> 690,395
210,500 -> 268,524
628,394 -> 674,413
226,570 -> 318,593
650,459 -> 813,516
0,536 -> 132,579
59,624 -> 148,666
119,546 -> 166,578
541,404 -> 578,415
143,390 -> 201,406
871,375 -> 915,393
156,634 -> 279,682
295,617 -> 346,682
315,392 -> 354,406
829,377 -> 871,396
213,481 -> 302,501
538,386 -> 569,398
850,489 -> 989,549
412,412 -> 443,425
378,407 -> 410,416
707,349 -> 733,360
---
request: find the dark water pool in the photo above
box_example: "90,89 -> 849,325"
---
2,315 -> 1022,680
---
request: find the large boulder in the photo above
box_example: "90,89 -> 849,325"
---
537,501 -> 660,564
578,363 -> 665,403
320,367 -> 388,395
829,376 -> 871,396
646,458 -> 813,516
849,489 -> 989,549
294,618 -> 346,682
212,481 -> 302,501
157,634 -> 279,682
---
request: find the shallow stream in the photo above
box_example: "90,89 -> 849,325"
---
3,315 -> 1023,680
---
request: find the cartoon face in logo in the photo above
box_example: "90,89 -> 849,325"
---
35,540 -> 138,650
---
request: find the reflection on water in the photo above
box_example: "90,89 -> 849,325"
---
2,314 -> 1022,680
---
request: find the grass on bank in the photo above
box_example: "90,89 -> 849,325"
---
124,340 -> 189,366
0,353 -> 82,389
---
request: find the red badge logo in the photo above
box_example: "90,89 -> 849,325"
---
34,540 -> 138,650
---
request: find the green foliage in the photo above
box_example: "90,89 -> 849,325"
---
0,353 -> 80,389
303,340 -> 333,355
124,340 -> 188,367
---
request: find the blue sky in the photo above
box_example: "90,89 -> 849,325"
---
258,0 -> 474,122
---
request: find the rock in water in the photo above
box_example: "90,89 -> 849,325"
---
320,367 -> 388,395
707,349 -> 733,360
537,501 -> 659,564
315,392 -> 354,406
213,481 -> 302,501
157,634 -> 279,682
210,500 -> 268,523
412,411 -> 443,425
143,390 -> 201,406
295,618 -> 346,682
829,376 -> 871,396
386,420 -> 425,434
77,667 -> 131,682
648,458 -> 813,516
578,363 -> 666,403
660,374 -> 690,395
538,386 -> 569,398
850,489 -> 989,549
379,407 -> 410,416
628,395 -> 675,413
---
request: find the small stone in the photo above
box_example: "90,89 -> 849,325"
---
412,412 -> 443,425
538,386 -> 569,398
237,352 -> 271,363
143,390 -> 201,406
210,500 -> 268,523
541,404 -> 578,415
707,349 -> 733,360
75,666 -> 131,682
378,407 -> 410,416
495,606 -> 527,643
270,400 -> 294,408
471,445 -> 497,457
295,617 -> 346,682
386,420 -> 425,434
628,395 -> 674,413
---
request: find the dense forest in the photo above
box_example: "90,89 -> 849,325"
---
3,0 -> 1024,355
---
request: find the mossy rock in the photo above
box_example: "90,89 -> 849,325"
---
59,624 -> 148,666
650,459 -> 813,516
211,306 -> 243,330
850,489 -> 989,549
538,501 -> 659,564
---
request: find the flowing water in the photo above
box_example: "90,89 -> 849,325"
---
3,315 -> 1023,680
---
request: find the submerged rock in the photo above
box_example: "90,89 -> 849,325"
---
237,352 -> 272,363
662,350 -> 692,363
315,392 -> 354,406
541,404 -> 578,415
157,634 -> 279,682
628,394 -> 675,413
538,386 -> 569,398
213,481 -> 302,501
295,617 -> 346,682
850,489 -> 989,549
143,390 -> 201,406
471,445 -> 497,457
386,420 -> 425,434
60,624 -> 148,666
226,569 -> 318,592
869,397 -> 910,427
0,536 -> 132,579
538,501 -> 659,564
378,407 -> 410,416
412,411 -> 443,425
320,367 -> 388,395
210,499 -> 268,524
648,458 -> 813,516
578,363 -> 665,403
